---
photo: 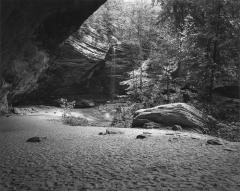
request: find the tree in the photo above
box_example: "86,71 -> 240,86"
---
158,0 -> 240,101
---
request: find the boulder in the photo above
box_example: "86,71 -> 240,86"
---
136,134 -> 148,139
132,103 -> 215,133
106,129 -> 124,135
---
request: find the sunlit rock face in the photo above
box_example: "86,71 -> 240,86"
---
67,24 -> 110,61
0,0 -> 106,111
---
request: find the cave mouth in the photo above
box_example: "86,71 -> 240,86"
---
1,0 -> 109,111
10,13 -> 124,107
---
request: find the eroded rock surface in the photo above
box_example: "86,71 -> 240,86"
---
133,103 -> 215,133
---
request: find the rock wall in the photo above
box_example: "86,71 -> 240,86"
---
12,23 -> 137,105
0,0 -> 107,111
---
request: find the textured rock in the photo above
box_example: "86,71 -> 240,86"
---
106,129 -> 124,135
13,35 -> 137,105
66,24 -> 110,61
133,103 -> 214,133
206,139 -> 223,145
136,134 -> 151,139
26,136 -> 47,143
98,129 -> 124,135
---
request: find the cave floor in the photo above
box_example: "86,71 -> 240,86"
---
0,107 -> 240,191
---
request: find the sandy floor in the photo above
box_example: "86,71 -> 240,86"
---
0,108 -> 240,191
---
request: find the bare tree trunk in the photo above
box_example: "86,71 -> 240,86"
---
166,74 -> 170,103
209,1 -> 221,101
0,79 -> 11,114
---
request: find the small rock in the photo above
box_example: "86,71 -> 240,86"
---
191,137 -> 199,140
168,137 -> 179,142
136,134 -> 147,139
106,129 -> 124,135
136,133 -> 151,139
207,139 -> 223,145
172,125 -> 182,131
26,136 -> 47,143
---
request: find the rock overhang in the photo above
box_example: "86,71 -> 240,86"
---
0,0 -> 107,112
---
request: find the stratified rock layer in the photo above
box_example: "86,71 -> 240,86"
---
132,103 -> 215,133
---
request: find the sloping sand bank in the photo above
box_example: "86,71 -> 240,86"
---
0,112 -> 240,191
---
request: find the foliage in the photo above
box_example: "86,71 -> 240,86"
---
59,98 -> 76,118
59,98 -> 89,126
119,0 -> 240,122
111,102 -> 143,128
158,0 -> 240,99
210,122 -> 240,142
62,116 -> 89,126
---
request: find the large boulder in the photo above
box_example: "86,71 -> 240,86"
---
132,103 -> 216,133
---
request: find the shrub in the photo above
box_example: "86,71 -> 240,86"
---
59,98 -> 76,118
58,98 -> 89,126
63,116 -> 89,126
111,102 -> 143,128
209,122 -> 240,142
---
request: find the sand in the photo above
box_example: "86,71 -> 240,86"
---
0,108 -> 240,191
